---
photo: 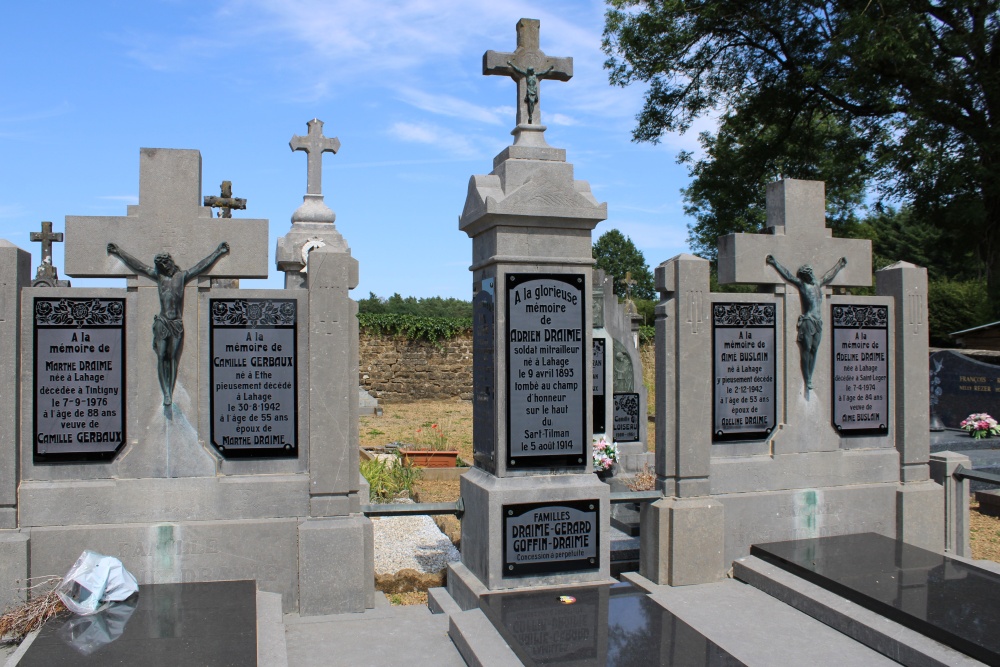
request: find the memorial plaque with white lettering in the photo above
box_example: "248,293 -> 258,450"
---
34,297 -> 126,462
592,338 -> 606,434
506,273 -> 586,469
832,305 -> 889,435
473,278 -> 496,473
712,302 -> 776,442
503,500 -> 599,576
613,392 -> 640,442
210,299 -> 297,458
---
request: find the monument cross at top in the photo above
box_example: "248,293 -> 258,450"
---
204,181 -> 247,218
290,119 -> 340,196
31,221 -> 63,265
484,18 -> 572,128
717,179 -> 872,288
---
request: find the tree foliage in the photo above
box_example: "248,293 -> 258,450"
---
356,292 -> 472,318
604,0 -> 1000,311
592,229 -> 656,300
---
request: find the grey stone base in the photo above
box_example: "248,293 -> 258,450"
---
0,531 -> 29,613
639,496 -> 726,586
897,481 -> 945,552
298,515 -> 375,615
458,467 -> 611,591
734,555 -> 982,666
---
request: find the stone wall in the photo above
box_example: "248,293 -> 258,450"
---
359,331 -> 473,402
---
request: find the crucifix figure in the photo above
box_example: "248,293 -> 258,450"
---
107,241 -> 229,406
484,18 -> 572,127
766,255 -> 847,390
290,119 -> 340,196
203,181 -> 247,218
30,221 -> 67,287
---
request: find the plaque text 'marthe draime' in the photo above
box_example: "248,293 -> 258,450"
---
712,302 -> 776,441
210,299 -> 297,458
506,273 -> 586,469
832,305 -> 889,435
34,297 -> 126,462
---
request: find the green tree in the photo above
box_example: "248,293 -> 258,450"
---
604,0 -> 1000,310
593,229 -> 656,300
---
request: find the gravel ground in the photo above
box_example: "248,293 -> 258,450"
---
372,513 -> 460,575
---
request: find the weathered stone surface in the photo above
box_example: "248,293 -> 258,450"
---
298,515 -> 374,615
0,242 -> 31,524
0,531 -> 29,612
29,518 -> 300,611
359,332 -> 473,401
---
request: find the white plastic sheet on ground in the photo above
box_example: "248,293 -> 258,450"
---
55,550 -> 139,616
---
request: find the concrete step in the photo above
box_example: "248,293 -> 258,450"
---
733,555 -> 986,666
623,572 -> 900,667
257,590 -> 289,667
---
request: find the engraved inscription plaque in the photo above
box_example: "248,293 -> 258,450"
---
506,273 -> 587,469
503,500 -> 599,576
210,299 -> 298,457
832,305 -> 889,435
613,392 -> 640,442
712,302 -> 776,441
34,297 -> 126,462
473,278 -> 496,473
592,338 -> 606,434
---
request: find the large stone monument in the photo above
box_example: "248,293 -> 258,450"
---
2,132 -> 373,616
642,178 -> 943,585
445,18 -> 611,609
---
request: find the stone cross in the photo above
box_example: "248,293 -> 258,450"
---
64,148 -> 268,279
203,181 -> 247,218
484,18 -> 572,126
30,221 -> 67,287
290,119 -> 340,196
717,179 -> 872,287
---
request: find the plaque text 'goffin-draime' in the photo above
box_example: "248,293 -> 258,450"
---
210,299 -> 298,458
507,274 -> 586,468
34,297 -> 126,462
503,500 -> 599,576
832,305 -> 889,435
712,302 -> 776,442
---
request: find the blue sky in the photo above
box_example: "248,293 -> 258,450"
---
1,0 -> 706,299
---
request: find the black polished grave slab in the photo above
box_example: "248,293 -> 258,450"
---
752,533 -> 1000,665
480,581 -> 744,666
19,580 -> 257,666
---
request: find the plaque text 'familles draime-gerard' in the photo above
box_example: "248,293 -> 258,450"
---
503,500 -> 599,576
712,302 -> 776,441
34,298 -> 126,462
832,305 -> 889,435
507,274 -> 586,468
210,299 -> 297,458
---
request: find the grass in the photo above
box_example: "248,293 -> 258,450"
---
360,399 -> 473,464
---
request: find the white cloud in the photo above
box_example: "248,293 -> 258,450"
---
387,121 -> 479,158
396,88 -> 503,125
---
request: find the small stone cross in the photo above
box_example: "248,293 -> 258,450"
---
203,181 -> 247,218
31,220 -> 63,266
290,119 -> 340,196
484,18 -> 572,126
620,271 -> 637,299
30,220 -> 67,286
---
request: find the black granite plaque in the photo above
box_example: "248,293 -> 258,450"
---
503,499 -> 599,576
753,533 -> 1000,665
480,582 -> 745,666
209,299 -> 297,458
613,392 -> 640,442
506,273 -> 587,469
34,297 -> 126,463
473,278 -> 496,473
592,338 -> 606,434
930,350 -> 1000,429
712,302 -> 776,442
832,305 -> 889,435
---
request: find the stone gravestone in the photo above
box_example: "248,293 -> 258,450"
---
929,349 -> 1000,429
592,269 -> 650,473
642,178 -> 943,586
445,18 -> 611,610
3,135 -> 372,617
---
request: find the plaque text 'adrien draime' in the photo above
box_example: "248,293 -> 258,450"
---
832,305 -> 889,435
507,274 -> 586,468
712,303 -> 776,441
34,297 -> 126,462
210,299 -> 298,458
